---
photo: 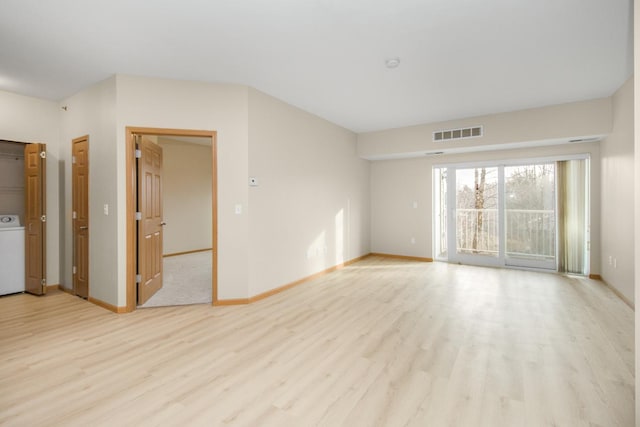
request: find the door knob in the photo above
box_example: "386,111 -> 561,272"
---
160,222 -> 167,226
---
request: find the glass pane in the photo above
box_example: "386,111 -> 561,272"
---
455,167 -> 498,256
504,164 -> 555,261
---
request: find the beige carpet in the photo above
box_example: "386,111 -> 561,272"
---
139,250 -> 212,308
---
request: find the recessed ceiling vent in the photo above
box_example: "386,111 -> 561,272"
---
433,125 -> 483,142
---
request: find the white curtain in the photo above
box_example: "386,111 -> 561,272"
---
556,160 -> 587,274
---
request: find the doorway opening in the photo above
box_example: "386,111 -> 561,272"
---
0,140 -> 27,297
0,139 -> 46,297
125,127 -> 217,312
433,156 -> 589,274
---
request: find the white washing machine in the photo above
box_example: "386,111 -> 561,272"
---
0,215 -> 25,295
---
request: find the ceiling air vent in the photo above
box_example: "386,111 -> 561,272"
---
433,125 -> 483,142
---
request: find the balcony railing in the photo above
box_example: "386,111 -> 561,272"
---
456,208 -> 555,259
456,208 -> 498,256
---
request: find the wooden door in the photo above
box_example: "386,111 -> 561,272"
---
24,143 -> 46,295
137,136 -> 164,305
72,137 -> 89,298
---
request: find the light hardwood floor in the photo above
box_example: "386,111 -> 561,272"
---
0,256 -> 634,426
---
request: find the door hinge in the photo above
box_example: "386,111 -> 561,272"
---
136,274 -> 142,283
41,278 -> 46,293
40,151 -> 46,159
72,211 -> 77,219
72,155 -> 76,164
135,149 -> 142,159
135,212 -> 142,221
72,266 -> 77,275
40,215 -> 46,223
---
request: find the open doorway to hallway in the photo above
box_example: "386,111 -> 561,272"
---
125,127 -> 217,312
138,135 -> 213,308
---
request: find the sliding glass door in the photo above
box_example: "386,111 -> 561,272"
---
437,161 -> 566,271
504,164 -> 556,269
451,166 -> 501,266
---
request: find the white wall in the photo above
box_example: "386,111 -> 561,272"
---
358,97 -> 611,160
247,88 -> 370,296
57,75 -> 371,306
371,157 -> 431,257
0,90 -> 61,287
600,77 -> 634,304
59,77 -> 118,304
115,75 -> 250,303
159,138 -> 212,255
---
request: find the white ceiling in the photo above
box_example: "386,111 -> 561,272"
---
0,0 -> 633,133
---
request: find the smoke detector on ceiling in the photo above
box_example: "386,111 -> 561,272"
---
385,58 -> 400,69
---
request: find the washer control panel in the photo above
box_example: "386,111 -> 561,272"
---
0,215 -> 21,228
